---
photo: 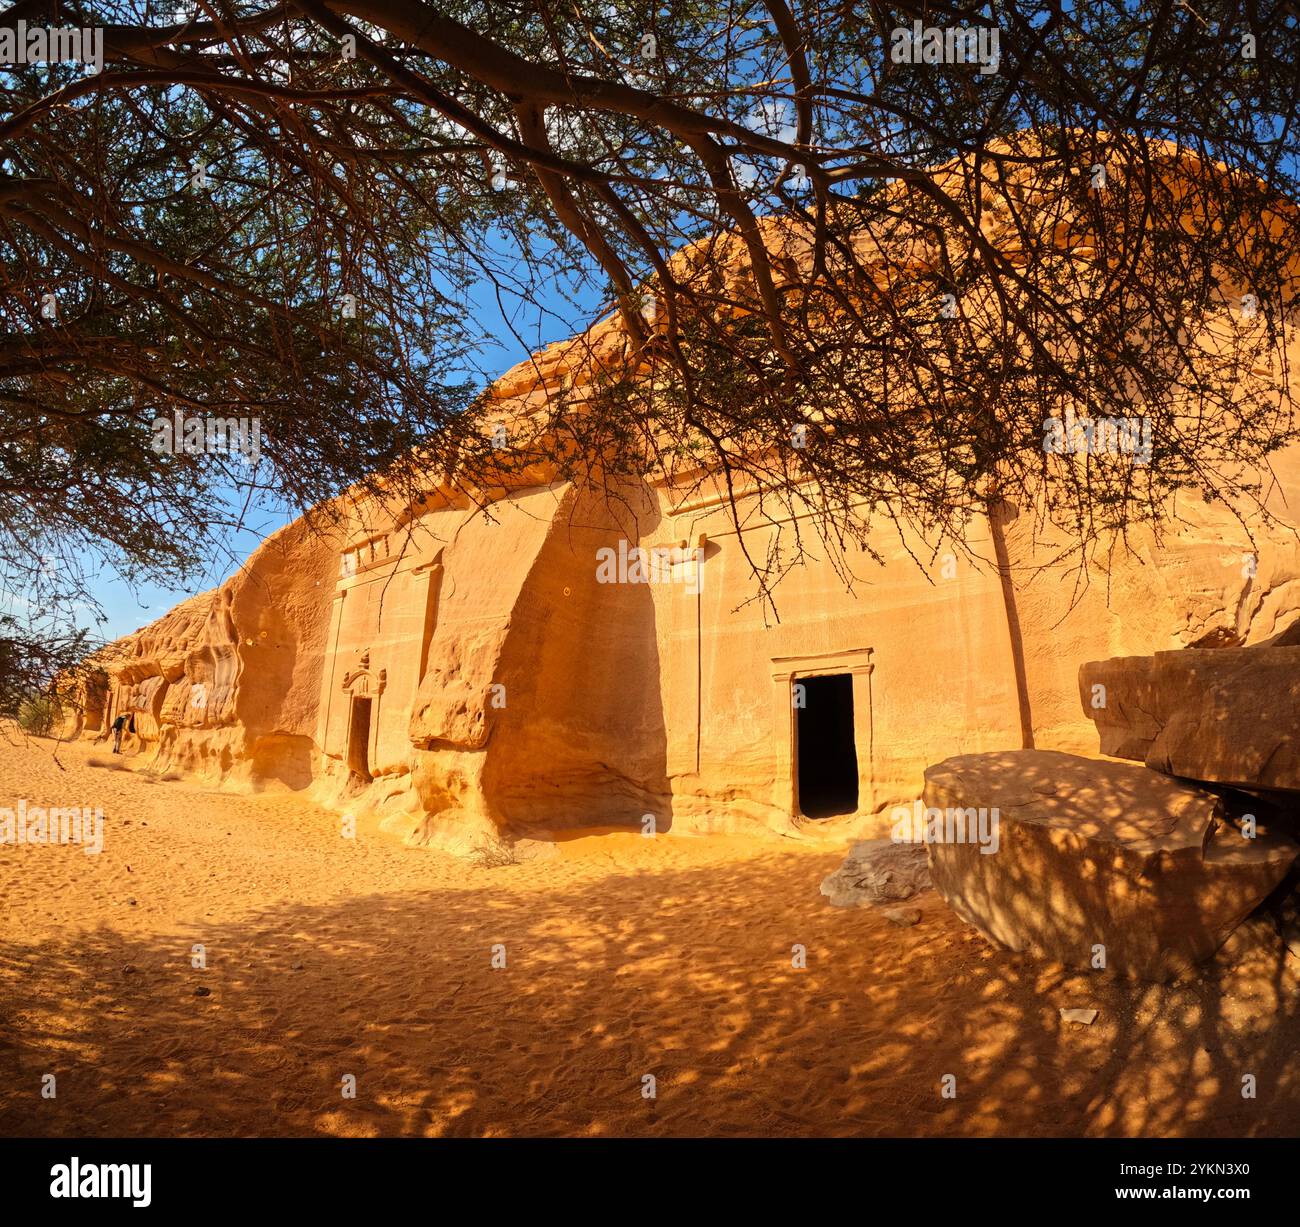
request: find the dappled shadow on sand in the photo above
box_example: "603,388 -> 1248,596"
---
2,854 -> 1299,1137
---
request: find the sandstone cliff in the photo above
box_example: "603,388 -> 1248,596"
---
80,515 -> 338,791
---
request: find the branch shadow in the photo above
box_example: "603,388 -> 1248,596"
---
2,851 -> 1298,1137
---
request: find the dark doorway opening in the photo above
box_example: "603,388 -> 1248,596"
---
796,673 -> 858,818
347,695 -> 373,781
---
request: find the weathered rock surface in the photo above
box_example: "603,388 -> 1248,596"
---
68,142 -> 1300,853
819,839 -> 932,907
923,750 -> 1298,980
1080,647 -> 1300,792
72,516 -> 338,790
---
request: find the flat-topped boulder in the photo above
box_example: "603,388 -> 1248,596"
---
1080,647 -> 1300,792
922,750 -> 1297,980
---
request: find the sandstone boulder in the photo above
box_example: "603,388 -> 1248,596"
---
923,750 -> 1297,980
1080,647 -> 1300,792
820,839 -> 932,908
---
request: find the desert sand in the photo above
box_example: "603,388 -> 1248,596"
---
2,730 -> 1299,1139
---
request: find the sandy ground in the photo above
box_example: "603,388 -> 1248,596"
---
2,731 -> 1299,1138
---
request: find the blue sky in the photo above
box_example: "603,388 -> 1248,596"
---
86,261 -> 607,642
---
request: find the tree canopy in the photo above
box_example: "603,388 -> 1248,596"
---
2,0 -> 1299,704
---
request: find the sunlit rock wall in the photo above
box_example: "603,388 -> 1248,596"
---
92,516 -> 337,790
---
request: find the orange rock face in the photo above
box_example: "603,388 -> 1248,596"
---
82,424 -> 1300,861
84,515 -> 337,789
80,142 -> 1300,860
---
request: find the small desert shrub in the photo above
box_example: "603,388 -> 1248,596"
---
17,694 -> 61,737
470,840 -> 520,868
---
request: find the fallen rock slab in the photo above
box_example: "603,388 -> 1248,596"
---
1079,647 -> 1300,792
820,839 -> 931,908
922,750 -> 1298,981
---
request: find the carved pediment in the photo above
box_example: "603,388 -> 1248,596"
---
342,652 -> 386,695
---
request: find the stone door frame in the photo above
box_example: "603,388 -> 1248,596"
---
770,647 -> 875,819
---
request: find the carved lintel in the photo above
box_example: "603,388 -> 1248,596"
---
342,666 -> 386,696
